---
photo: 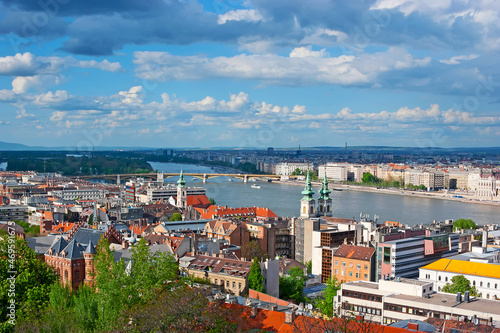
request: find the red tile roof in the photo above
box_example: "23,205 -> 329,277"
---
196,205 -> 277,219
221,303 -> 429,333
130,225 -> 148,236
52,222 -> 75,233
333,244 -> 375,261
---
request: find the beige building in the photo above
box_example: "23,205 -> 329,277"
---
183,254 -> 252,296
338,278 -> 500,326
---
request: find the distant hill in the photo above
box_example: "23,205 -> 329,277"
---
0,141 -> 32,150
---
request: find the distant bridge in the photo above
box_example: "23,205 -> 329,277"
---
71,172 -> 285,183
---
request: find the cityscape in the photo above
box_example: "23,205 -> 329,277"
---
1,0 -> 500,332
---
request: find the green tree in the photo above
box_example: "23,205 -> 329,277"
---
241,241 -> 266,261
305,260 -> 312,275
117,286 -> 241,333
453,219 -> 477,231
315,277 -> 341,317
248,258 -> 265,293
442,275 -> 479,296
361,173 -> 376,184
169,213 -> 183,222
291,168 -> 303,176
279,267 -> 306,304
209,197 -> 216,205
0,236 -> 57,331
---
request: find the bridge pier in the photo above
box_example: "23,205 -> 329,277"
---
203,174 -> 208,183
243,175 -> 248,183
117,175 -> 120,185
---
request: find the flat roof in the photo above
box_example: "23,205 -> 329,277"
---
388,292 -> 500,315
421,258 -> 500,279
348,281 -> 380,290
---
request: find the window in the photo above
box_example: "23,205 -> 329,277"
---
364,265 -> 368,270
488,283 -> 490,288
495,284 -> 498,289
335,260 -> 339,266
355,273 -> 359,278
342,261 -> 346,267
364,274 -> 368,279
239,283 -> 242,289
480,282 -> 483,287
445,277 -> 448,282
357,264 -> 361,269
349,271 -> 353,277
226,280 -> 229,287
438,276 -> 441,281
215,279 -> 218,284
233,281 -> 235,288
349,263 -> 353,268
335,269 -> 338,274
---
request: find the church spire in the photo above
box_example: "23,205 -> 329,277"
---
177,168 -> 186,188
301,172 -> 315,201
319,173 -> 331,200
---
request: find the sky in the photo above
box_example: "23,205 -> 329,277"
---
0,0 -> 499,149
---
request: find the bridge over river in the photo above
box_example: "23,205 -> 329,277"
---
72,172 -> 287,183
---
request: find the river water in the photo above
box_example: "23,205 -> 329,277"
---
152,162 -> 500,226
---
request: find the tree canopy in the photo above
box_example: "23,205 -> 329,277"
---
315,277 -> 341,317
453,219 -> 477,231
361,173 -> 376,184
0,236 -> 57,331
241,241 -> 266,261
169,213 -> 183,221
442,275 -> 479,296
279,267 -> 307,304
248,258 -> 265,293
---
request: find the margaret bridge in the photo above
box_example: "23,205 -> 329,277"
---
71,172 -> 290,184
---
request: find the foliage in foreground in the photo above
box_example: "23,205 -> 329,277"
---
315,277 -> 341,318
280,267 -> 307,304
442,275 -> 479,296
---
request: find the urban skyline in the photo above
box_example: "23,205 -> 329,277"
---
0,1 -> 499,148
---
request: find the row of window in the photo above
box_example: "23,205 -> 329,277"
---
334,260 -> 369,270
343,303 -> 381,316
384,303 -> 427,316
214,278 -> 242,290
335,269 -> 368,279
342,290 -> 382,302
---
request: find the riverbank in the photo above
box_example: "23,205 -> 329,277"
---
278,180 -> 500,207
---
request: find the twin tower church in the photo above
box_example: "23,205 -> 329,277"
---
300,173 -> 333,218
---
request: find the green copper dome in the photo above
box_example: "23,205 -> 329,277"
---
319,173 -> 331,200
177,168 -> 186,187
301,172 -> 315,201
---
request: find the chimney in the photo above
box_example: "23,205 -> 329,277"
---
456,292 -> 462,303
407,322 -> 419,331
250,306 -> 258,318
122,240 -> 128,250
482,230 -> 488,252
464,291 -> 470,303
285,311 -> 296,324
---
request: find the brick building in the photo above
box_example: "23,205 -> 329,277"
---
44,225 -> 123,289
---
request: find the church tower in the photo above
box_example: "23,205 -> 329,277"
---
317,173 -> 332,217
84,240 -> 96,286
300,172 -> 316,218
176,168 -> 187,209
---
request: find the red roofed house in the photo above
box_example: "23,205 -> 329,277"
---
327,244 -> 376,284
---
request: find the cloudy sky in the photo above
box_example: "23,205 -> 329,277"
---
0,0 -> 499,148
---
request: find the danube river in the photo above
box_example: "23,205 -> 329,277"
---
149,162 -> 500,226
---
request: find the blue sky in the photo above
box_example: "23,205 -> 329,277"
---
0,0 -> 499,148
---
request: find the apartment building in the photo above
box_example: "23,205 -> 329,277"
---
338,278 -> 500,326
419,258 -> 500,300
50,189 -> 108,201
377,234 -> 459,279
325,244 -> 375,284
